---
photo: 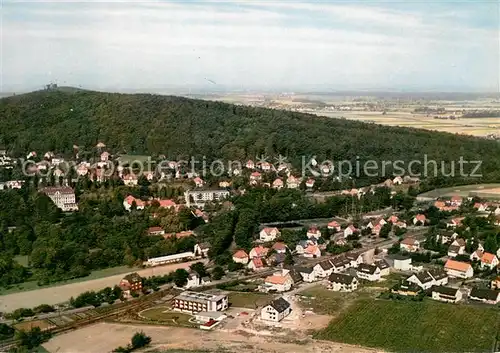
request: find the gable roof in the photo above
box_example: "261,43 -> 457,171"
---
375,259 -> 390,270
272,242 -> 287,251
265,275 -> 289,285
296,266 -> 314,274
123,272 -> 142,283
469,288 -> 500,301
413,271 -> 434,284
357,263 -> 378,275
428,268 -> 448,281
481,252 -> 497,264
233,250 -> 249,259
401,237 -> 419,246
444,259 -> 472,272
251,257 -> 264,268
267,297 -> 291,313
317,260 -> 334,271
328,273 -> 356,285
432,286 -> 459,297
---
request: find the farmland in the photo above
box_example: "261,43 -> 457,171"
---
314,299 -> 500,353
418,183 -> 500,199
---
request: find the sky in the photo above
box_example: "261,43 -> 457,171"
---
1,0 -> 499,93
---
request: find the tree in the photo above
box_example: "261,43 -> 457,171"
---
172,269 -> 189,287
131,331 -> 152,349
284,251 -> 294,266
211,266 -> 225,280
189,262 -> 208,278
15,327 -> 52,350
484,235 -> 498,254
379,223 -> 392,238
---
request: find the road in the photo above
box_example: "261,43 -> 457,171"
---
0,259 -> 207,313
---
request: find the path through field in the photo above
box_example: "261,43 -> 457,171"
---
0,260 -> 207,312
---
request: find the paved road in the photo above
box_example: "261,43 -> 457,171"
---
0,259 -> 208,313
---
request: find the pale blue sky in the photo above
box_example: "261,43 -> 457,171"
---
1,0 -> 499,92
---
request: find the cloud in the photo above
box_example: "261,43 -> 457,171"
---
1,1 -> 498,92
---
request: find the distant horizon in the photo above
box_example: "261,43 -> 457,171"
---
2,1 -> 499,93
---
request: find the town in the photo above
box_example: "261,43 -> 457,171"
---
0,142 -> 500,353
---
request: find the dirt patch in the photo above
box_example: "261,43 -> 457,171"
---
42,322 -> 383,353
14,319 -> 56,331
0,259 -> 207,312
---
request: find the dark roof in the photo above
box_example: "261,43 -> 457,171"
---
331,256 -> 351,267
414,271 -> 434,284
123,272 -> 142,283
470,288 -> 500,301
317,260 -> 334,270
392,254 -> 411,261
328,273 -> 356,285
398,280 -> 421,292
448,245 -> 461,253
267,297 -> 291,313
357,263 -> 378,275
375,259 -> 390,270
288,268 -> 303,283
296,266 -> 314,274
272,253 -> 286,264
432,286 -> 459,296
428,268 -> 448,280
201,276 -> 211,282
345,251 -> 362,261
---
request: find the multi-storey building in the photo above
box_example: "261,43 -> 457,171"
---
173,291 -> 228,313
184,190 -> 230,208
40,187 -> 78,211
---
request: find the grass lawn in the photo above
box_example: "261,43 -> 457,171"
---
139,306 -> 194,327
314,299 -> 500,353
297,285 -> 373,315
14,319 -> 56,332
227,292 -> 273,309
359,272 -> 403,289
418,183 -> 500,199
0,265 -> 137,296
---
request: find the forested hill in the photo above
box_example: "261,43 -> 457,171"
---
1,89 -> 500,181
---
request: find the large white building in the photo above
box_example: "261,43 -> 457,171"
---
184,189 -> 230,208
40,187 -> 78,211
173,291 -> 228,313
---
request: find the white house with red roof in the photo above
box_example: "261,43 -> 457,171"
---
480,253 -> 499,270
447,217 -> 464,228
400,237 -> 420,253
272,179 -> 284,189
372,224 -> 382,236
327,221 -> 341,232
413,214 -> 427,225
193,177 -> 204,188
393,176 -> 403,185
259,227 -> 281,242
246,160 -> 255,169
260,162 -> 272,171
306,226 -> 321,239
272,242 -> 288,254
249,246 -> 269,259
387,215 -> 399,224
395,221 -> 407,229
263,271 -> 293,292
247,257 -> 265,271
287,176 -> 300,189
232,250 -> 249,264
474,203 -> 489,212
450,195 -> 463,207
249,171 -> 262,184
305,178 -> 315,189
147,227 -> 165,236
122,174 -> 138,186
344,225 -> 358,238
368,218 -> 386,229
123,195 -> 146,211
303,245 -> 321,258
100,151 -> 110,162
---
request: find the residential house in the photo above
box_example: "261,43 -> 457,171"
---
469,288 -> 500,304
431,286 -> 462,303
392,280 -> 421,297
260,162 -> 272,171
395,221 -> 407,229
387,215 -> 399,224
263,271 -> 293,292
173,291 -> 228,313
327,221 -> 341,232
193,243 -> 210,257
407,269 -> 448,290
474,202 -> 489,212
268,252 -> 286,266
480,252 -> 499,270
393,255 -> 412,271
368,218 -> 386,229
356,264 -> 381,282
219,181 -> 231,188
296,267 -> 316,282
343,225 -> 358,238
122,174 -> 138,186
272,179 -> 284,189
345,252 -> 364,268
400,237 -> 420,253
272,242 -> 288,254
245,160 -> 255,169
447,217 -> 464,228
287,268 -> 303,285
147,227 -> 165,236
249,172 -> 262,185
305,178 -> 315,189
303,244 -> 321,258
438,231 -> 458,244
393,176 -> 403,185
328,273 -> 358,292
119,273 -> 143,294
447,238 -> 466,258
295,239 -> 316,255
330,256 -> 352,273
313,260 -> 334,278
450,195 -> 463,207
444,259 -> 474,278
249,246 -> 269,259
375,259 -> 391,276
306,226 -> 321,239
413,214 -> 427,225
491,277 -> 500,290
260,227 -> 281,242
247,257 -> 266,271
232,250 -> 249,264
193,177 -> 204,188
372,224 -> 382,236
260,297 -> 291,322
186,272 -> 201,288
287,176 -> 300,189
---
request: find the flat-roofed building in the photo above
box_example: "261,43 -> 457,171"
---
173,291 -> 228,313
184,189 -> 230,208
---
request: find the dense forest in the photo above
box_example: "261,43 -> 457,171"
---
1,89 -> 500,181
